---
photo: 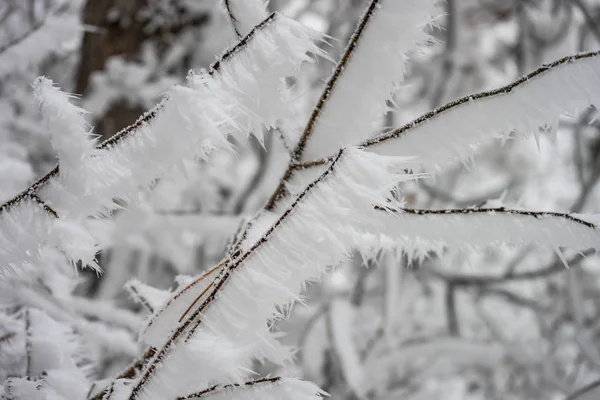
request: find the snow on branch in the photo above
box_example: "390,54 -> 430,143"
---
0,12 -> 323,274
294,0 -> 437,162
141,261 -> 225,347
223,0 -> 269,38
32,77 -> 97,190
190,13 -> 326,143
296,50 -> 600,171
371,206 -> 600,252
129,149 -> 417,400
125,280 -> 171,314
176,377 -> 324,400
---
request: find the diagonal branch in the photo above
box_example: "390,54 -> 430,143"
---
292,0 -> 381,161
177,377 -> 281,399
263,0 -> 435,210
0,12 -> 279,217
129,150 -> 346,399
292,50 -> 600,170
224,0 -> 243,38
378,207 -> 596,229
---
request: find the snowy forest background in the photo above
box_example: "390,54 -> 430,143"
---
2,0 -> 600,399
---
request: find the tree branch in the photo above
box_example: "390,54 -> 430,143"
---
176,377 -> 281,399
264,0 -> 382,210
129,150 -> 346,399
223,0 -> 243,39
0,12 -> 279,217
292,49 -> 600,169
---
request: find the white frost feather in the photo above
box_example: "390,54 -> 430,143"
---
223,0 -> 269,37
371,208 -> 600,251
366,54 -> 600,172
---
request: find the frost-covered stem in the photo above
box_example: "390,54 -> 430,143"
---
378,206 -> 596,228
30,194 -> 58,218
183,149 -> 346,337
363,52 -> 600,149
176,377 -> 281,399
264,0 -> 381,210
89,348 -> 156,400
0,12 -> 279,217
208,12 -> 277,72
224,0 -> 243,38
293,0 -> 379,159
291,50 -> 600,168
227,218 -> 250,258
177,261 -> 228,322
130,150 -> 346,399
127,285 -> 154,314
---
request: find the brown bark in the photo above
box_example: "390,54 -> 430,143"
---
76,0 -> 148,140
75,0 -> 210,140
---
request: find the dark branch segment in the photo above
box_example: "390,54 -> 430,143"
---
224,0 -> 243,39
376,206 -> 596,229
292,49 -> 600,170
177,377 -> 281,399
129,150 -> 345,399
0,12 -> 279,217
363,51 -> 600,148
292,0 -> 381,161
262,0 -> 382,210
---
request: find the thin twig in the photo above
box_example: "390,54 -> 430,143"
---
376,206 -> 597,229
224,0 -> 243,39
88,347 -> 156,400
129,151 -> 346,399
292,50 -> 600,169
264,0 -> 381,210
177,377 -> 281,399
